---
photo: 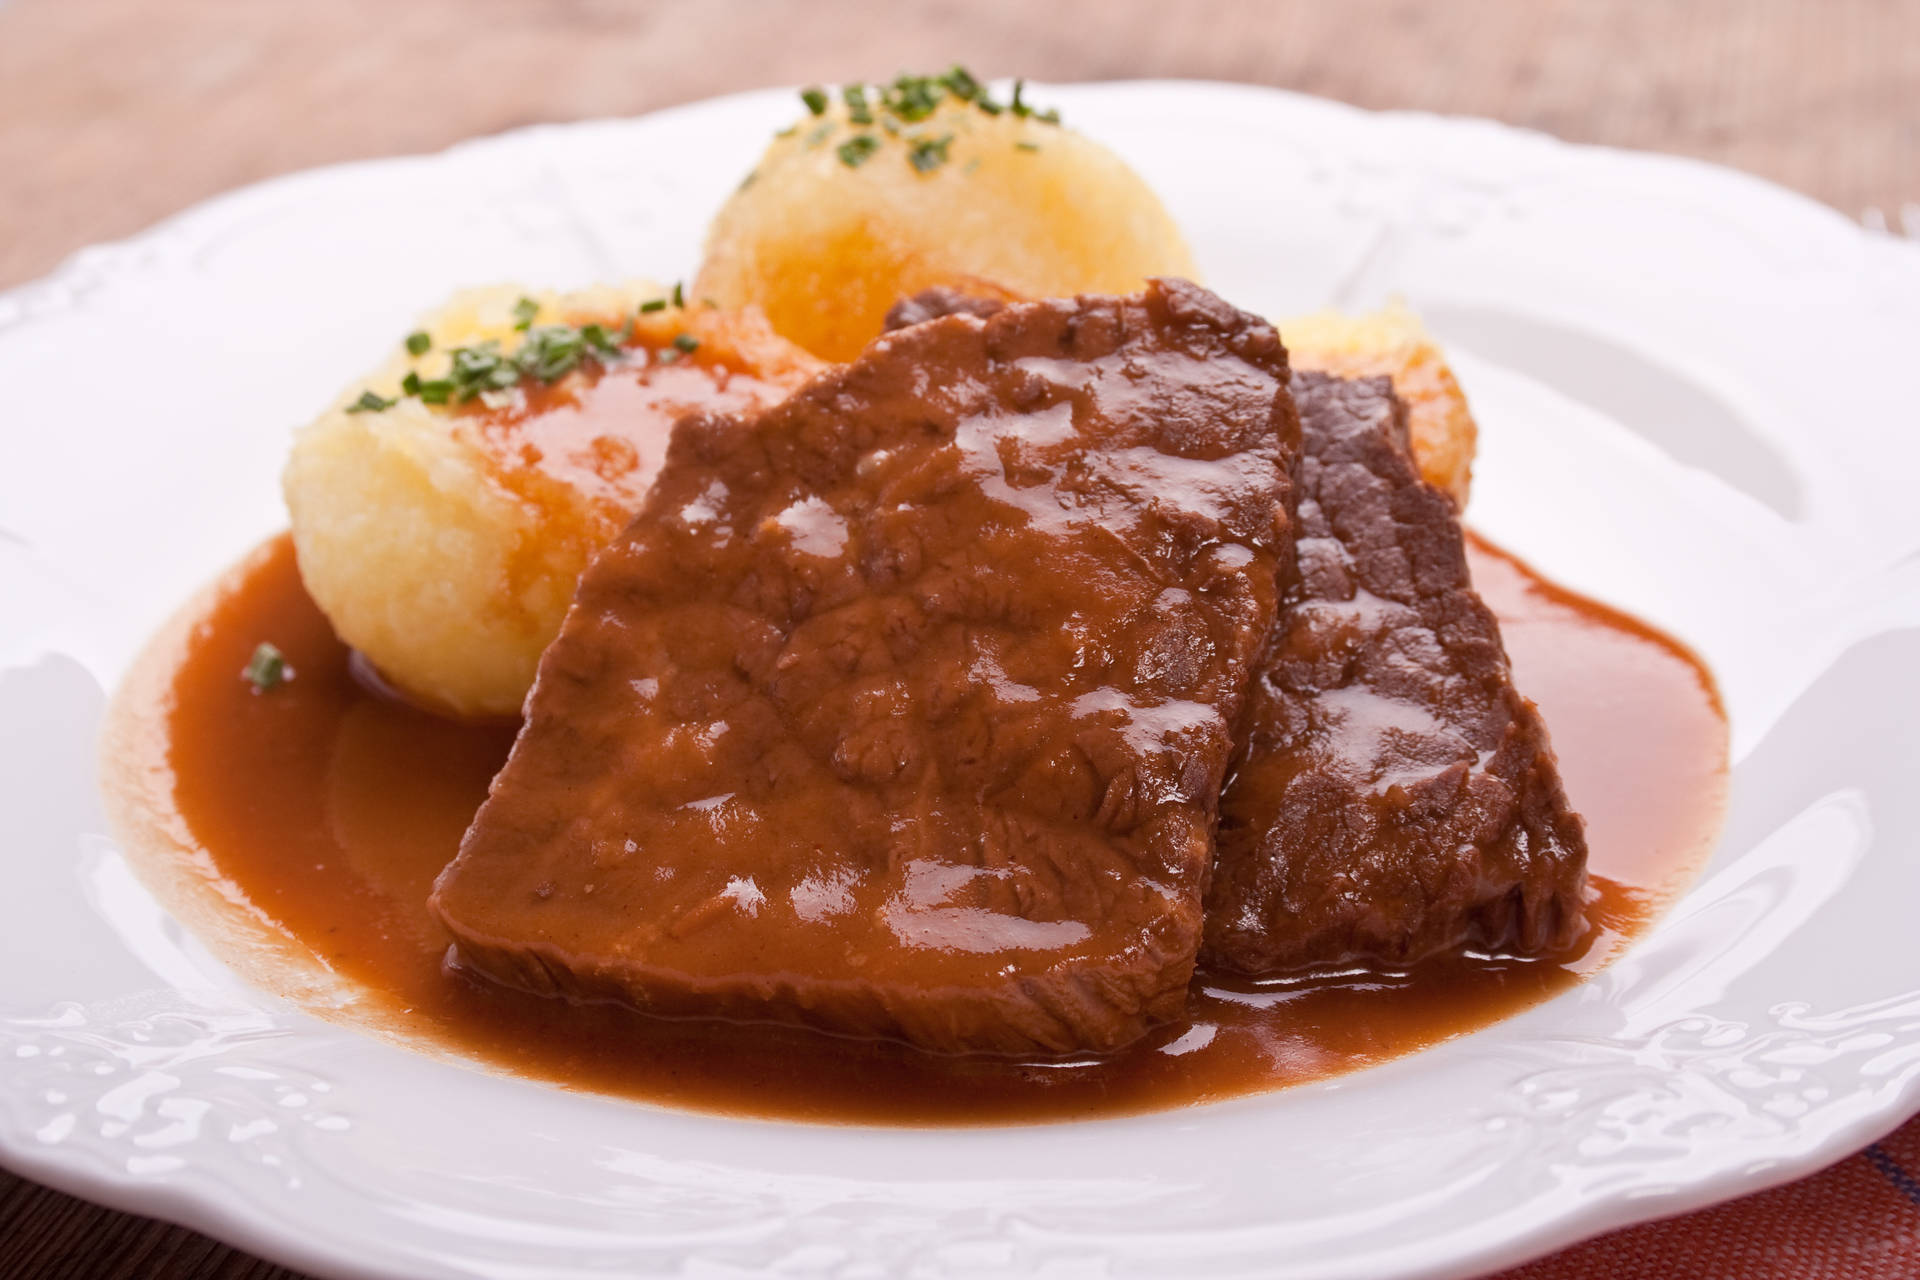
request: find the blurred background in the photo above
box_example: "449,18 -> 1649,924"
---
2,0 -> 1915,292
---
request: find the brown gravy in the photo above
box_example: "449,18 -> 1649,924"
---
148,532 -> 1726,1124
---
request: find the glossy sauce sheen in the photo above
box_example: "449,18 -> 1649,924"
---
460,357 -> 800,516
163,534 -> 1726,1124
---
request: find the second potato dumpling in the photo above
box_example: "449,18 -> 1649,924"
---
694,74 -> 1199,361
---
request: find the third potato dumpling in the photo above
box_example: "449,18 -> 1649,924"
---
694,72 -> 1199,361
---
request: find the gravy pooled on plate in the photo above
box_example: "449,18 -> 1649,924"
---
128,527 -> 1725,1123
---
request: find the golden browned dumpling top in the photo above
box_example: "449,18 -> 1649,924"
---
694,73 -> 1199,361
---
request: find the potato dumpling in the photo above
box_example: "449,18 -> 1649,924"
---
284,283 -> 821,718
1283,302 -> 1478,507
694,83 -> 1198,361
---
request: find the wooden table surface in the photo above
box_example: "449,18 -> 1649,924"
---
2,1 -> 1916,1277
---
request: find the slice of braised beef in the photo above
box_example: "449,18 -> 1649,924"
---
430,279 -> 1300,1055
1203,372 -> 1587,973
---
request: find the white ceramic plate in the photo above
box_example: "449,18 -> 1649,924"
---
4,82 -> 1920,1280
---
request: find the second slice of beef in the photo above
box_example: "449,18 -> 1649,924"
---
1203,372 -> 1588,974
429,280 -> 1300,1055
887,293 -> 1590,973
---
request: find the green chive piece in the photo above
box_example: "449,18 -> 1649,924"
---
907,134 -> 955,173
942,66 -> 979,101
449,342 -> 509,401
512,297 -> 540,330
243,642 -> 291,692
1011,79 -> 1029,117
800,86 -> 829,115
886,73 -> 943,122
843,83 -> 873,125
672,333 -> 699,354
346,389 -> 394,413
837,133 -> 880,167
416,379 -> 454,405
401,370 -> 423,395
672,281 -> 685,309
639,297 -> 668,313
1015,140 -> 1041,152
405,330 -> 431,356
516,324 -> 588,382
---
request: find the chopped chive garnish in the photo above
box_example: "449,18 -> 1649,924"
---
405,330 -> 431,356
671,281 -> 685,309
373,304 -> 645,412
243,642 -> 291,692
672,333 -> 699,354
1014,140 -> 1041,152
773,70 -> 1056,154
907,134 -> 954,173
837,134 -> 880,167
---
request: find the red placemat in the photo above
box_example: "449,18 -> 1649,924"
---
1495,1114 -> 1920,1278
